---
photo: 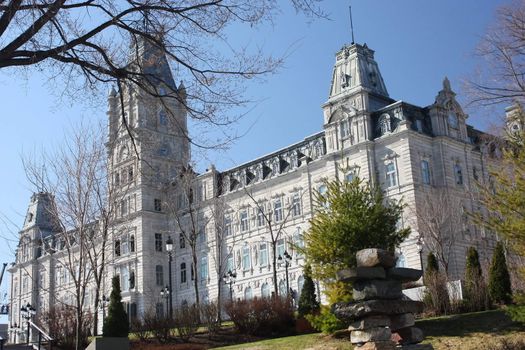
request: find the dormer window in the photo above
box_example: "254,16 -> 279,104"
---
448,111 -> 458,129
27,213 -> 33,223
379,114 -> 391,135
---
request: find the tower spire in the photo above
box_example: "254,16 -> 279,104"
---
349,5 -> 355,44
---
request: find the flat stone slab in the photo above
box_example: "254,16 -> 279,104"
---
398,344 -> 434,349
348,315 -> 391,330
353,279 -> 402,301
356,249 -> 396,268
386,267 -> 423,282
350,327 -> 391,344
358,340 -> 397,350
390,313 -> 415,331
392,327 -> 424,345
336,267 -> 386,282
332,300 -> 425,323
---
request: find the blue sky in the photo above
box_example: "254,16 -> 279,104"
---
0,0 -> 507,314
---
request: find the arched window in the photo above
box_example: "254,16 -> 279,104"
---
279,280 -> 287,297
180,263 -> 187,284
244,287 -> 253,300
379,114 -> 391,134
448,111 -> 458,129
261,283 -> 270,298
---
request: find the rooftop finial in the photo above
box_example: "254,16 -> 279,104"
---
443,76 -> 451,91
349,4 -> 355,44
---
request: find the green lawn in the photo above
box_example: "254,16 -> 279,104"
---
213,310 -> 525,350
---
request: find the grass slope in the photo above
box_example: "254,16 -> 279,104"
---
214,310 -> 525,350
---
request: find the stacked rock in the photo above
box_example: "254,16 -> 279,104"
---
333,248 -> 432,350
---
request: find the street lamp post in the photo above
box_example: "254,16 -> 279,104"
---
99,295 -> 109,335
165,236 -> 174,318
416,236 -> 424,282
20,303 -> 35,344
160,286 -> 170,318
223,270 -> 237,301
278,250 -> 292,297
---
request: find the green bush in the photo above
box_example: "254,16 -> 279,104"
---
506,292 -> 525,323
103,276 -> 129,337
464,247 -> 490,312
305,306 -> 344,334
488,241 -> 512,305
297,265 -> 320,317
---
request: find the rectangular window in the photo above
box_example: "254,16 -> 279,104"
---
155,265 -> 164,286
121,235 -> 129,255
200,256 -> 208,281
242,246 -> 251,271
454,164 -> 463,185
421,160 -> 431,185
154,198 -> 162,212
199,227 -> 207,243
128,166 -> 134,182
120,199 -> 128,217
115,172 -> 120,186
259,243 -> 268,266
155,233 -> 163,252
224,215 -> 232,236
292,193 -> 301,217
179,234 -> 185,249
273,199 -> 283,222
340,119 -> 350,138
180,263 -> 187,284
120,266 -> 130,292
294,230 -> 304,258
240,210 -> 249,232
257,206 -> 265,227
277,238 -> 285,259
386,162 -> 397,188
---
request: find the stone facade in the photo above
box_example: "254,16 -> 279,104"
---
8,38 -> 503,343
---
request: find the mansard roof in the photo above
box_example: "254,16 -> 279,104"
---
216,131 -> 326,195
22,192 -> 60,234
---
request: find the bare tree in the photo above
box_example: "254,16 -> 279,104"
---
410,190 -> 466,278
23,122 -> 117,350
163,165 -> 210,309
469,1 -> 525,107
244,187 -> 304,297
0,0 -> 325,149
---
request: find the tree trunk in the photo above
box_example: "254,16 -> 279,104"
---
192,247 -> 200,307
272,242 -> 278,297
216,269 -> 222,322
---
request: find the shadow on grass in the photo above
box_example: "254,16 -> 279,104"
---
417,309 -> 524,338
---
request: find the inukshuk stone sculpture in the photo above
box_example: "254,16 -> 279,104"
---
332,248 -> 433,350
